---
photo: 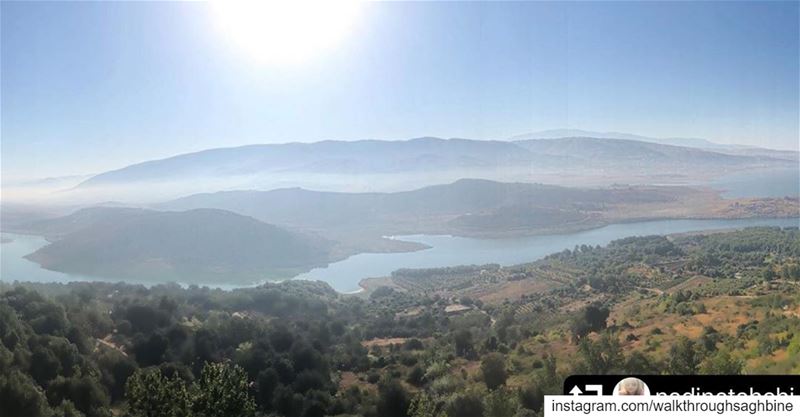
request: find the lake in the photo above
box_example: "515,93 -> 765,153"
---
3,217 -> 798,293
0,233 -> 125,286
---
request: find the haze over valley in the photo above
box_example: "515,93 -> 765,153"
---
2,136 -> 797,287
7,134 -> 795,204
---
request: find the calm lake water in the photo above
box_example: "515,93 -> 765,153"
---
0,234 -> 131,287
709,168 -> 799,198
295,218 -> 799,292
5,218 -> 796,293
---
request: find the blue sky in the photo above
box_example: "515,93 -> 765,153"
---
2,1 -> 798,179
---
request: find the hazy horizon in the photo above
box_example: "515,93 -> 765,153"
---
2,1 -> 798,181
2,131 -> 799,184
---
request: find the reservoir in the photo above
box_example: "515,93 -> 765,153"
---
3,217 -> 798,292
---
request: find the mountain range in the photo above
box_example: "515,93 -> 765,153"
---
78,138 -> 542,187
512,130 -> 800,160
510,129 -> 727,149
75,136 -> 796,194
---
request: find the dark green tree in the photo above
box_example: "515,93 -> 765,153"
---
192,362 -> 256,417
578,332 -> 623,375
518,383 -> 544,413
454,329 -> 474,358
700,348 -> 742,375
0,370 -> 52,417
484,388 -> 518,417
125,368 -> 192,417
377,379 -> 410,417
667,337 -> 700,375
570,305 -> 609,339
406,365 -> 425,386
446,391 -> 484,417
481,353 -> 508,390
409,393 -> 445,417
53,400 -> 85,417
46,372 -> 111,417
624,351 -> 660,374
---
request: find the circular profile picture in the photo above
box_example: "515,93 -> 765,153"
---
613,377 -> 650,396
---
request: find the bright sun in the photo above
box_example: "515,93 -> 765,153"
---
210,0 -> 363,65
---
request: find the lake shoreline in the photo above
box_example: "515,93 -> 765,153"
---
355,219 -> 800,295
4,217 -> 798,293
318,217 -> 800,293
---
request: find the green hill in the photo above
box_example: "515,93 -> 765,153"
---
24,208 -> 333,284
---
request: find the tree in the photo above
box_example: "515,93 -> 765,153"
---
788,333 -> 800,356
446,391 -> 484,417
292,370 -> 328,394
781,263 -> 800,281
409,393 -> 445,417
0,370 -> 52,417
46,373 -> 110,417
531,354 -> 561,396
29,344 -> 60,385
301,389 -> 330,417
131,334 -> 168,367
481,353 -> 508,390
255,368 -> 279,409
192,362 -> 256,417
484,388 -> 518,417
125,305 -> 170,334
272,385 -> 304,417
126,362 -> 256,417
517,383 -> 544,413
404,338 -> 425,351
406,365 -> 425,387
578,332 -> 623,375
126,368 -> 192,417
624,351 -> 660,374
377,379 -> 410,417
95,349 -> 137,403
700,348 -> 742,375
667,337 -> 699,375
54,400 -> 86,417
761,267 -> 776,281
454,329 -> 474,358
570,305 -> 609,339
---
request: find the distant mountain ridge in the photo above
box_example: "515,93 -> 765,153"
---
512,129 -> 799,160
510,129 -> 727,148
78,137 -> 547,187
156,178 -> 708,237
76,136 -> 794,192
512,137 -> 758,166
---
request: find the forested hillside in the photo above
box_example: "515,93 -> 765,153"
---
15,208 -> 334,284
1,227 -> 798,417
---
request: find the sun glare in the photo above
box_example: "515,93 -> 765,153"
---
210,0 -> 363,66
